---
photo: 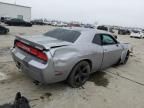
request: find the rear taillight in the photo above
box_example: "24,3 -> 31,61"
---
15,41 -> 48,62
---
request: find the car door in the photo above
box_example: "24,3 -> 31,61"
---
101,34 -> 123,69
13,19 -> 18,25
91,34 -> 104,72
20,20 -> 25,26
17,19 -> 21,26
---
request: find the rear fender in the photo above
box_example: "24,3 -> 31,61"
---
52,47 -> 80,68
51,47 -> 82,79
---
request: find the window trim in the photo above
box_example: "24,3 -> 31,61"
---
92,34 -> 102,45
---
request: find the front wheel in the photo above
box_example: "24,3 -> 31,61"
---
123,51 -> 129,64
1,30 -> 6,34
67,61 -> 90,88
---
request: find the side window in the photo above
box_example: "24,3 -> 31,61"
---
17,19 -> 22,22
102,34 -> 117,45
92,34 -> 102,45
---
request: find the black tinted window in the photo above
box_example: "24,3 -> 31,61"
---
11,19 -> 23,22
92,34 -> 102,45
44,29 -> 80,43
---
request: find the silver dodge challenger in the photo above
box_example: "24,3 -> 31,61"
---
11,28 -> 130,88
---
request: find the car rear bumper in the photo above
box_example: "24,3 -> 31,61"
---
12,50 -> 47,83
13,54 -> 45,83
11,47 -> 65,84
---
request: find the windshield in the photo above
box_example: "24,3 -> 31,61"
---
44,29 -> 81,43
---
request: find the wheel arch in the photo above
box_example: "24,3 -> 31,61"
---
120,49 -> 129,63
66,59 -> 92,80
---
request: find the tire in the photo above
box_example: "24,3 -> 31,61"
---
1,30 -> 6,34
3,30 -> 7,34
123,51 -> 129,64
114,58 -> 121,66
67,61 -> 90,88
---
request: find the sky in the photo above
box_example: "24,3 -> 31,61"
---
0,0 -> 144,28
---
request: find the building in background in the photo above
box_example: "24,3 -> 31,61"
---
0,2 -> 31,21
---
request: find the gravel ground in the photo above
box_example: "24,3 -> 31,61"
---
0,25 -> 144,108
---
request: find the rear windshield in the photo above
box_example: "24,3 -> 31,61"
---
44,29 -> 81,43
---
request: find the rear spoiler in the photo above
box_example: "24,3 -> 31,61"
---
15,35 -> 49,51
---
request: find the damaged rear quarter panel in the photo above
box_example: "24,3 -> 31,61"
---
51,46 -> 84,79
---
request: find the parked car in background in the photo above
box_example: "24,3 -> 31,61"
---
0,25 -> 9,34
44,21 -> 53,26
118,29 -> 130,35
97,25 -> 118,38
97,25 -> 114,33
11,28 -> 130,88
31,20 -> 46,25
68,23 -> 81,27
56,22 -> 68,27
0,17 -> 11,23
5,19 -> 32,27
50,21 -> 58,26
83,24 -> 95,29
130,30 -> 144,39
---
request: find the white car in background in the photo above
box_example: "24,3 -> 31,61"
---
130,30 -> 144,39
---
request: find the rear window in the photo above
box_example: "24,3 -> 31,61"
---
44,29 -> 80,43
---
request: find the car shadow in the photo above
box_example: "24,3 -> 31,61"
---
88,71 -> 109,87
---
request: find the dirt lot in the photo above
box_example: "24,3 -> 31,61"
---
0,25 -> 144,108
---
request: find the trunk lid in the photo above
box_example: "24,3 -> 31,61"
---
15,35 -> 72,50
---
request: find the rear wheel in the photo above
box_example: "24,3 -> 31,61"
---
68,61 -> 90,88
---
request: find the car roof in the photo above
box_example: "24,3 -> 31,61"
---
63,27 -> 112,35
60,27 -> 113,43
